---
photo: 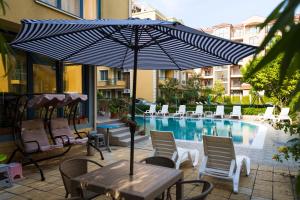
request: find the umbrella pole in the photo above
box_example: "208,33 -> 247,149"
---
130,27 -> 139,176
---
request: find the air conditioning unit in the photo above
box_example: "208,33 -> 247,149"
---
123,89 -> 131,93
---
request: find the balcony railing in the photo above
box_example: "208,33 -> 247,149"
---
97,78 -> 125,87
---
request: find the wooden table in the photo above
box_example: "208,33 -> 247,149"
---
72,160 -> 183,200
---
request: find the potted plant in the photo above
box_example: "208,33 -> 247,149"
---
109,99 -> 119,119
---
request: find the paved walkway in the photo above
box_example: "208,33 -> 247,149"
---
0,144 -> 298,200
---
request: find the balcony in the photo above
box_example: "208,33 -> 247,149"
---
231,69 -> 242,77
97,78 -> 126,89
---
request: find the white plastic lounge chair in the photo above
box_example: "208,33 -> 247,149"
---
214,105 -> 224,118
173,105 -> 186,117
271,107 -> 292,123
230,106 -> 242,119
199,135 -> 250,193
144,105 -> 156,116
258,107 -> 274,121
150,131 -> 199,169
156,105 -> 169,116
191,105 -> 204,118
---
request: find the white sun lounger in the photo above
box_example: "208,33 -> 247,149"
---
144,105 -> 156,116
199,135 -> 250,193
150,131 -> 199,169
191,105 -> 204,118
173,105 -> 186,117
271,107 -> 292,123
258,107 -> 274,121
214,105 -> 224,118
230,106 -> 242,119
156,105 -> 169,116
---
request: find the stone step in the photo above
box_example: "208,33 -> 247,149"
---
109,127 -> 130,135
117,135 -> 149,147
111,132 -> 131,141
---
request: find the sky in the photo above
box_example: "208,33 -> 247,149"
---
141,0 -> 284,28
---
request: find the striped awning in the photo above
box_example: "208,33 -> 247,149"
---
11,18 -> 256,70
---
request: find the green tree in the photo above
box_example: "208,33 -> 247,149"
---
212,80 -> 225,103
248,0 -> 300,110
159,78 -> 180,105
243,54 -> 300,107
182,73 -> 201,104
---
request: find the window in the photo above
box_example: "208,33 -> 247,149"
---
100,70 -> 108,81
159,70 -> 165,80
117,71 -> 122,81
38,0 -> 83,17
33,64 -> 56,93
246,26 -> 260,35
234,29 -> 243,38
64,65 -> 82,93
0,50 -> 27,94
249,36 -> 258,45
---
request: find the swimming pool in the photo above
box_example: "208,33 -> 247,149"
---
136,116 -> 266,148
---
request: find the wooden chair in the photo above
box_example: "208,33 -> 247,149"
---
59,158 -> 103,199
178,180 -> 213,200
140,156 -> 175,200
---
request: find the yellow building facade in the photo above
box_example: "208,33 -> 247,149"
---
131,1 -> 191,103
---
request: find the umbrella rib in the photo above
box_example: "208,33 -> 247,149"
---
120,27 -> 135,69
150,25 -> 237,64
95,27 -> 131,49
61,28 -> 121,61
144,29 -> 182,70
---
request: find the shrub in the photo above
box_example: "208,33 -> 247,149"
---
242,96 -> 250,104
242,107 -> 266,115
156,97 -> 165,105
231,96 -> 241,104
224,96 -> 231,105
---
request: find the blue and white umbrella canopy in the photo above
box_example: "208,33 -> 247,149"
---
11,18 -> 256,70
11,18 -> 256,175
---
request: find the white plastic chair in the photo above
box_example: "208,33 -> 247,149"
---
199,135 -> 250,193
156,105 -> 169,116
230,106 -> 242,119
144,105 -> 156,116
258,107 -> 274,121
191,105 -> 204,118
174,105 -> 186,117
213,105 -> 224,118
271,107 -> 292,123
150,131 -> 199,169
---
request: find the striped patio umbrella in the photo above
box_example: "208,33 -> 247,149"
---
10,18 -> 256,175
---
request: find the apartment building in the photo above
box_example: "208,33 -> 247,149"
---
0,0 -> 129,153
131,0 -> 191,103
199,16 -> 270,96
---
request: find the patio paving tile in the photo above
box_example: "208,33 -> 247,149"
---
229,193 -> 251,200
252,189 -> 273,199
1,143 -> 298,200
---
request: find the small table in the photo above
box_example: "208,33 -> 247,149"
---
97,124 -> 121,152
72,160 -> 183,200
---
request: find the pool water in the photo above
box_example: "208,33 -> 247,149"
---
136,116 -> 262,146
